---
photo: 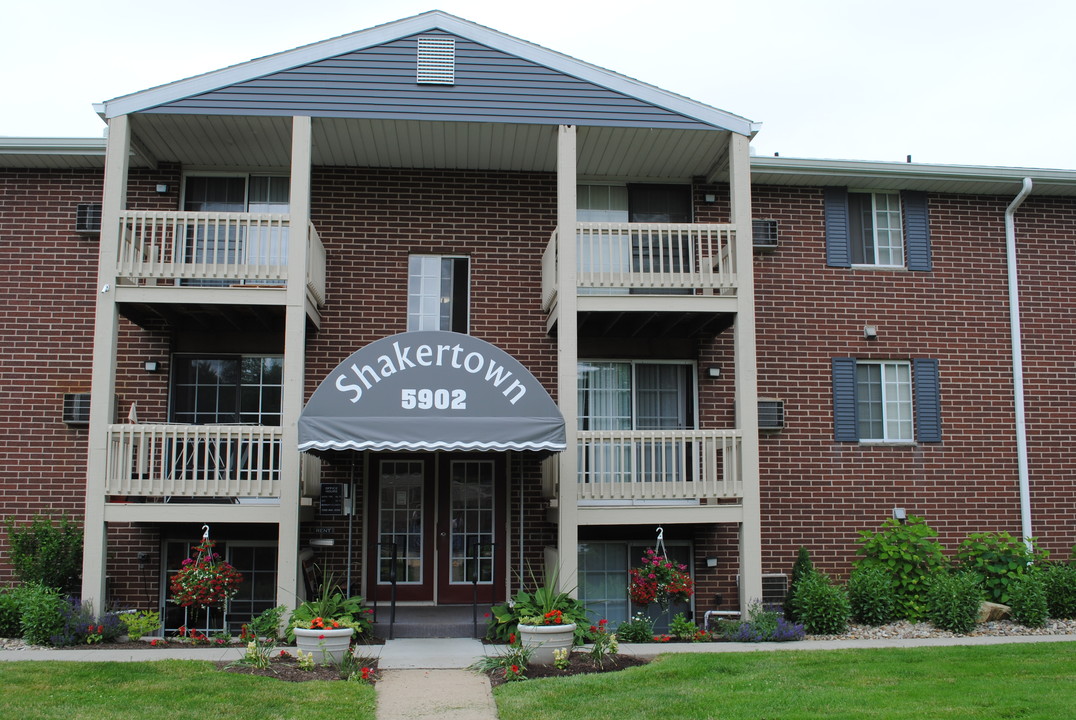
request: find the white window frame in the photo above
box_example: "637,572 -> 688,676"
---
849,191 -> 904,268
406,254 -> 470,333
856,360 -> 914,443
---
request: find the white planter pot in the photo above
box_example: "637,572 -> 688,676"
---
518,623 -> 576,665
293,627 -> 354,665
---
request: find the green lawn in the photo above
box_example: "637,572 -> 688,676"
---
494,643 -> 1076,720
0,660 -> 377,720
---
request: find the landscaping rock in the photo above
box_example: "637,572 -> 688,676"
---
977,602 -> 1011,622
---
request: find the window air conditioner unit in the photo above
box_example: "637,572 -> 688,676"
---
752,218 -> 778,251
62,393 -> 91,425
758,399 -> 785,430
75,204 -> 102,234
762,573 -> 788,607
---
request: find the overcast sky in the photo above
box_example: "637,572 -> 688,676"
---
3,0 -> 1072,170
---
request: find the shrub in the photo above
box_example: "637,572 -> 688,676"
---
487,567 -> 589,645
925,571 -> 983,634
0,588 -> 20,637
1008,571 -> 1049,628
4,515 -> 83,593
50,599 -> 124,646
856,515 -> 946,620
783,547 -> 814,622
669,612 -> 696,641
1042,562 -> 1076,619
120,610 -> 162,640
16,583 -> 66,645
615,612 -> 654,643
848,564 -> 897,626
794,571 -> 851,635
724,602 -> 804,642
956,531 -> 1043,604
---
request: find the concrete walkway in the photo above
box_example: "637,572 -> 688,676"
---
3,634 -> 1074,720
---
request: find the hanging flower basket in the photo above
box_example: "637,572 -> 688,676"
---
628,547 -> 694,610
169,539 -> 243,608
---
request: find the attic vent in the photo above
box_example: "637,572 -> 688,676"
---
417,36 -> 455,85
752,218 -> 778,250
62,393 -> 91,425
76,204 -> 102,234
758,399 -> 785,430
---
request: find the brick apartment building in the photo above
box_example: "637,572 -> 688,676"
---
1,11 -> 1074,634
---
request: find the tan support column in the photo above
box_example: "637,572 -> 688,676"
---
278,115 -> 311,608
81,115 -> 130,608
555,125 -> 579,594
729,132 -> 763,608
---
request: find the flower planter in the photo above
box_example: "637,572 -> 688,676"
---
293,627 -> 354,665
518,623 -> 576,665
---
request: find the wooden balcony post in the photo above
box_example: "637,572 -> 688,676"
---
555,125 -> 579,595
729,132 -> 763,609
82,114 -> 130,608
277,115 -> 311,609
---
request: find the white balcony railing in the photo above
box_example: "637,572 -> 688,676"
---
542,222 -> 738,311
104,424 -> 283,499
577,429 -> 742,502
114,211 -> 326,305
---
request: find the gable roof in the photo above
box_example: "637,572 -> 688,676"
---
98,11 -> 757,136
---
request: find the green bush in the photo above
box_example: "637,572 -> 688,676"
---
615,613 -> 654,643
1008,571 -> 1049,628
16,583 -> 66,645
5,515 -> 83,592
925,571 -> 983,634
0,588 -> 20,637
856,515 -> 946,621
1042,562 -> 1076,619
956,531 -> 1042,604
487,570 -> 589,645
783,546 -> 814,623
669,612 -> 696,641
848,564 -> 897,626
119,610 -> 162,640
794,571 -> 850,635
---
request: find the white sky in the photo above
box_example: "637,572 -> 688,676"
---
3,0 -> 1073,170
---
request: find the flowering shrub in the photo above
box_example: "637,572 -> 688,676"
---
469,642 -> 532,682
49,599 -> 123,647
615,613 -> 654,643
585,619 -> 619,666
169,539 -> 243,608
628,548 -> 694,608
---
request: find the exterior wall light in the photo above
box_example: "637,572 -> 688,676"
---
144,360 -> 160,373
707,366 -> 721,378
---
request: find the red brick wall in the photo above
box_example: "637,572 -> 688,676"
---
752,186 -> 1076,582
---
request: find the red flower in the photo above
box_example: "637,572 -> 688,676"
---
318,634 -> 325,640
510,665 -> 520,673
508,633 -> 516,645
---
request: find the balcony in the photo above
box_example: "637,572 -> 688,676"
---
113,211 -> 326,307
572,429 -> 743,504
541,222 -> 739,313
104,424 -> 286,500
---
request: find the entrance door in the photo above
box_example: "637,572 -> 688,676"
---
369,455 -> 505,604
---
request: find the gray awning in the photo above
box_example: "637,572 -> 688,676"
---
299,331 -> 566,453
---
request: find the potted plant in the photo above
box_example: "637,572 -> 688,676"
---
287,574 -> 373,665
517,608 -> 577,665
489,568 -> 587,665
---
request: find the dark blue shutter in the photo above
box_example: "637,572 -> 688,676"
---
824,187 -> 851,267
913,358 -> 941,442
902,191 -> 932,271
832,358 -> 858,442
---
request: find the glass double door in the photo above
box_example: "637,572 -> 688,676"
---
370,455 -> 504,604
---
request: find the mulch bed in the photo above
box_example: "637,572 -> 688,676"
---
219,653 -> 380,683
486,652 -> 649,688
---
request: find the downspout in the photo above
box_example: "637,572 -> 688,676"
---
1005,178 -> 1034,550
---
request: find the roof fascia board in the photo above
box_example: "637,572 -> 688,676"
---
101,11 -> 755,135
751,156 -> 1076,188
0,137 -> 107,155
